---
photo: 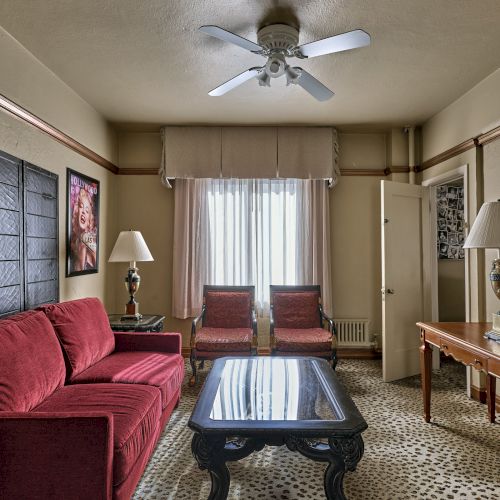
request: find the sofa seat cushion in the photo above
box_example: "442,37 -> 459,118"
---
39,298 -> 115,380
33,383 -> 161,486
195,327 -> 253,352
0,310 -> 65,412
274,328 -> 332,352
71,352 -> 184,409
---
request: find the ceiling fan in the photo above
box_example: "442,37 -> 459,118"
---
199,23 -> 371,101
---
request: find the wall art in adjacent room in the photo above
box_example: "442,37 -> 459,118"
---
436,184 -> 464,260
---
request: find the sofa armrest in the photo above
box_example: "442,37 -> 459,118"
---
114,331 -> 182,354
0,412 -> 113,500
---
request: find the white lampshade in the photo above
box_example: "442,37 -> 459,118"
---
108,230 -> 154,263
463,201 -> 500,249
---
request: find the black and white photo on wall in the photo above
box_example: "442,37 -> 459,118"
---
66,168 -> 99,276
436,184 -> 464,260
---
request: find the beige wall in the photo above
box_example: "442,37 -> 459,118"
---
330,175 -> 383,343
118,132 -> 161,169
0,26 -> 118,307
438,260 -> 466,322
111,175 -> 192,339
423,68 -> 500,161
339,132 -> 386,168
483,139 -> 500,319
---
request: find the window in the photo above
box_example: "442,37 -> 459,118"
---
206,178 -> 299,311
172,178 -> 331,318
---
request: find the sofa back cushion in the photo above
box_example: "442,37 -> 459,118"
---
39,298 -> 115,380
204,290 -> 252,328
0,310 -> 66,411
272,291 -> 321,329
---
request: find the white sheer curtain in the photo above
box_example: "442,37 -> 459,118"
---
172,178 -> 332,318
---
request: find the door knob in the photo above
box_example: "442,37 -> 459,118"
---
386,288 -> 395,294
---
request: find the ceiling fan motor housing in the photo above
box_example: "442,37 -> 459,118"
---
258,24 -> 300,79
257,24 -> 299,54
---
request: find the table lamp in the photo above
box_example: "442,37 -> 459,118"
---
463,200 -> 500,333
108,230 -> 154,320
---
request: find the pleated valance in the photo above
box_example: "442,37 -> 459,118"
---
159,126 -> 340,188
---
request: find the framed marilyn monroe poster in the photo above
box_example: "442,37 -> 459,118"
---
66,168 -> 99,276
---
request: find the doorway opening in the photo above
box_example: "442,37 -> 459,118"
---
435,178 -> 466,322
422,165 -> 469,325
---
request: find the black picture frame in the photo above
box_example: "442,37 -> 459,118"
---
66,168 -> 99,277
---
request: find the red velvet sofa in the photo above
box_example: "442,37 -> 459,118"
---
0,297 -> 184,500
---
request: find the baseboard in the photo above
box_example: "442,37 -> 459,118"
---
471,385 -> 500,412
470,384 -> 487,404
181,347 -> 380,359
337,347 -> 381,359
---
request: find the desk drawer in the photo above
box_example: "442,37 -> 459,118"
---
423,330 -> 440,347
440,340 -> 488,372
488,357 -> 499,378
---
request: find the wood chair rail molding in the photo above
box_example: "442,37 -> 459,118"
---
0,93 -> 119,174
420,125 -> 500,171
3,93 -> 500,176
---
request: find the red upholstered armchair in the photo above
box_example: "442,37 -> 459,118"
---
270,285 -> 338,369
190,285 -> 257,385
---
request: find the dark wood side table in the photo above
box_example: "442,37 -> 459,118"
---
417,322 -> 500,424
108,314 -> 165,333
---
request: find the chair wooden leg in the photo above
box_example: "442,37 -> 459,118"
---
199,360 -> 205,370
189,352 -> 197,386
332,351 -> 338,370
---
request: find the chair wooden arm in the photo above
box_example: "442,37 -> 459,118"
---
319,306 -> 338,351
269,306 -> 276,350
191,305 -> 206,348
319,305 -> 335,333
251,307 -> 258,354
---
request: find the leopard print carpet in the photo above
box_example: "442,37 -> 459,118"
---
133,359 -> 500,500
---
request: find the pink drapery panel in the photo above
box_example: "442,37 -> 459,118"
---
296,180 -> 333,316
172,179 -> 210,318
172,179 -> 333,319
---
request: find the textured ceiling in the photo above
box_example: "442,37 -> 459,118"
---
1,0 -> 500,129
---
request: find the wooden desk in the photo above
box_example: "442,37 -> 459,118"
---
417,322 -> 500,423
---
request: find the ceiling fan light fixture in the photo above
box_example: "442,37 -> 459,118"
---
285,65 -> 301,85
257,71 -> 271,87
265,53 -> 286,78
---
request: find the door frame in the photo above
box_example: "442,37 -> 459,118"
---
421,165 -> 469,322
422,165 -> 469,379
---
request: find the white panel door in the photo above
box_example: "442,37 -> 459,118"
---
381,180 -> 431,382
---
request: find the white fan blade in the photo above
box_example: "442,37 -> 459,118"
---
294,68 -> 334,101
199,25 -> 263,53
209,67 -> 263,96
297,29 -> 371,58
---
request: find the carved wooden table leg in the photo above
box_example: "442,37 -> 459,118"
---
325,435 -> 364,500
286,434 -> 364,500
419,331 -> 432,422
192,434 -> 265,499
486,374 -> 496,424
191,433 -> 230,500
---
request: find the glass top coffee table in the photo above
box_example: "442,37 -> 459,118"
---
188,357 -> 367,500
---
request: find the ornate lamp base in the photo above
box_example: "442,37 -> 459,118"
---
121,266 -> 142,320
